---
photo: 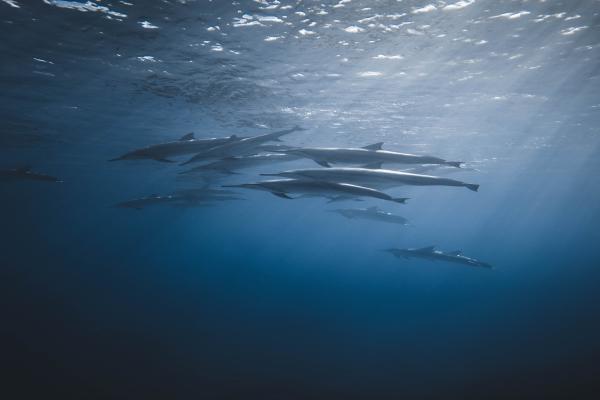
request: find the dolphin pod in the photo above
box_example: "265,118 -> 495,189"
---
105,126 -> 488,269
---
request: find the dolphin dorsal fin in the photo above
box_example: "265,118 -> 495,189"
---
362,142 -> 384,151
416,246 -> 435,253
230,134 -> 238,139
180,132 -> 194,141
17,166 -> 32,173
361,162 -> 382,169
447,250 -> 463,256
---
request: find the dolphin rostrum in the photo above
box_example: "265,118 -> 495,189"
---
384,246 -> 492,268
262,167 -> 480,192
0,167 -> 62,182
224,179 -> 409,204
275,142 -> 462,168
180,126 -> 305,166
110,132 -> 244,163
330,206 -> 409,225
180,153 -> 300,175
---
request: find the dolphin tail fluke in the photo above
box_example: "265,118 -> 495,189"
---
466,183 -> 479,192
446,161 -> 463,168
392,197 -> 409,204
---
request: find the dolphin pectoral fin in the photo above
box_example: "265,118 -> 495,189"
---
179,132 -> 194,141
465,183 -> 479,192
315,160 -> 331,168
362,142 -> 384,151
447,250 -> 463,256
271,192 -> 293,199
361,162 -> 382,169
446,161 -> 463,168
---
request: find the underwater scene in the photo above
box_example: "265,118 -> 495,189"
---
2,0 -> 600,398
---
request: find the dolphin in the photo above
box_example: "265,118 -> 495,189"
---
224,179 -> 409,204
0,167 -> 62,182
114,188 -> 242,210
180,126 -> 305,166
262,167 -> 480,192
179,153 -> 301,175
330,206 -> 409,225
274,142 -> 462,168
109,132 -> 244,163
384,246 -> 492,268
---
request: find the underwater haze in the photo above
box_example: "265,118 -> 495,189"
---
2,0 -> 600,398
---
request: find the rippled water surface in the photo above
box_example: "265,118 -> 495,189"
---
2,1 -> 600,398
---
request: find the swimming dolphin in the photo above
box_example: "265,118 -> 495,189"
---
180,126 -> 305,166
110,132 -> 244,163
180,153 -> 300,175
0,167 -> 62,182
275,142 -> 462,168
262,167 -> 480,192
224,179 -> 409,204
384,246 -> 492,268
114,188 -> 242,210
330,206 -> 409,225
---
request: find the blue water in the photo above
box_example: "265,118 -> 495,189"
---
2,1 -> 600,398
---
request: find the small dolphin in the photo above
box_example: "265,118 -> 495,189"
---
180,153 -> 300,175
0,167 -> 62,182
114,188 -> 242,210
384,246 -> 492,268
110,132 -> 244,163
275,142 -> 462,168
262,167 -> 479,192
330,206 -> 409,225
180,126 -> 305,166
224,179 -> 409,204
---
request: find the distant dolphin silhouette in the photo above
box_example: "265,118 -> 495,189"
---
384,246 -> 492,268
330,206 -> 409,225
0,167 -> 62,182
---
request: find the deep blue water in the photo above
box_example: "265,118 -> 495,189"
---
2,1 -> 600,399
